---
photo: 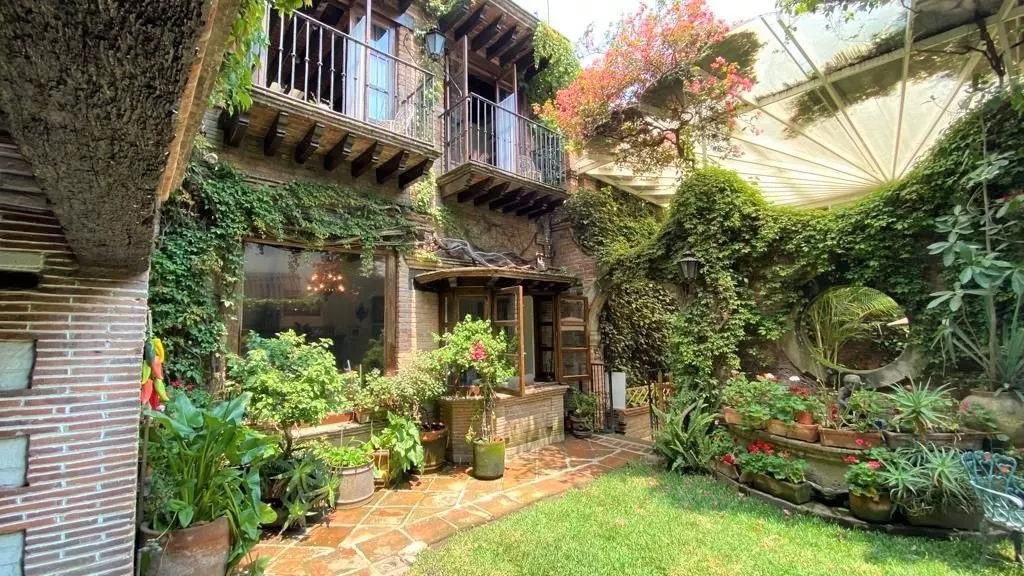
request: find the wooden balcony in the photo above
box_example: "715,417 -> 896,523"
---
217,4 -> 440,188
439,94 -> 567,218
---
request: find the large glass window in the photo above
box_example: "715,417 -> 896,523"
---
241,243 -> 388,372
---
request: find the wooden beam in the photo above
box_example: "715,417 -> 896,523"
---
376,150 -> 410,184
529,198 -> 564,219
456,177 -> 494,203
473,182 -> 510,206
502,191 -> 537,213
500,36 -> 531,66
399,159 -> 431,189
489,187 -> 523,210
438,1 -> 469,32
218,110 -> 249,147
516,195 -> 549,216
486,25 -> 518,60
397,0 -> 413,13
264,111 -> 288,156
351,142 -> 381,178
516,50 -> 536,73
471,14 -> 504,52
324,133 -> 355,171
294,123 -> 324,164
454,2 -> 487,41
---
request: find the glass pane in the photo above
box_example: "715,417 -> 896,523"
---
538,299 -> 554,322
539,351 -> 554,377
457,296 -> 486,321
559,299 -> 585,323
560,328 -> 586,348
494,294 -> 516,322
242,243 -> 387,372
496,324 -> 517,344
539,325 -> 553,347
562,350 -> 587,377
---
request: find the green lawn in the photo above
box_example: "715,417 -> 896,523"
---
410,465 -> 1024,576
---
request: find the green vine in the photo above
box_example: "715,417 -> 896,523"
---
422,0 -> 464,21
150,157 -> 417,385
523,22 -> 580,108
624,90 -> 1024,388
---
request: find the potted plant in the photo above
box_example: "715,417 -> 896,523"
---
262,447 -> 339,532
708,429 -> 740,480
767,378 -> 824,443
369,412 -> 425,486
140,393 -> 277,575
313,441 -> 375,509
385,351 -> 449,473
737,441 -> 812,504
721,372 -> 779,430
879,444 -> 982,530
883,382 -> 988,450
819,389 -> 887,449
570,389 -> 598,438
437,317 -> 516,480
926,181 -> 1024,445
843,448 -> 895,523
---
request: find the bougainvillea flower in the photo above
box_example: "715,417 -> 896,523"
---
867,460 -> 882,470
470,341 -> 488,362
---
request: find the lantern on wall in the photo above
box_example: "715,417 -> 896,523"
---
678,253 -> 700,282
424,28 -> 447,60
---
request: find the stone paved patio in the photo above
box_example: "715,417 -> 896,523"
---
249,435 -> 658,576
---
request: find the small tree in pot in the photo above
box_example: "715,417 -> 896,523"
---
570,389 -> 599,438
435,317 -> 515,480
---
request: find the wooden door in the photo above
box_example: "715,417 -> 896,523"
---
494,285 -> 525,395
555,295 -> 589,385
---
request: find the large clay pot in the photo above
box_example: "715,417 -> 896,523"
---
962,391 -> 1024,446
882,430 -> 987,451
472,438 -> 505,480
139,516 -> 230,576
722,407 -> 743,426
819,428 -> 883,450
795,411 -> 815,426
905,505 -> 984,531
751,473 -> 812,504
420,426 -> 449,473
849,493 -> 894,523
337,463 -> 375,509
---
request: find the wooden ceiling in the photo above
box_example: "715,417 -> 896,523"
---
436,0 -> 544,79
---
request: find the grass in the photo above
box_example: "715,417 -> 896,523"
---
410,465 -> 1024,576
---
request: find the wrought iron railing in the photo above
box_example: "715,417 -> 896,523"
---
441,94 -> 566,189
256,5 -> 441,146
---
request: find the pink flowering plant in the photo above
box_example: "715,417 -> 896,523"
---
737,441 -> 808,484
844,448 -> 892,500
432,316 -> 515,442
721,372 -> 783,429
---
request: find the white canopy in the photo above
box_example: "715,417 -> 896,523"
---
577,0 -> 1024,208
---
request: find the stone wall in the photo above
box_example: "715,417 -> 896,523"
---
0,132 -> 146,575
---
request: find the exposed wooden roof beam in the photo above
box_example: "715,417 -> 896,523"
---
351,142 -> 381,178
486,25 -> 518,60
489,187 -> 523,210
454,2 -> 488,41
264,111 -> 288,156
399,159 -> 431,189
473,182 -> 510,206
456,177 -> 494,202
500,36 -> 531,66
218,110 -> 249,147
294,122 -> 324,164
471,14 -> 504,52
502,190 -> 537,213
377,150 -> 410,183
324,133 -> 355,171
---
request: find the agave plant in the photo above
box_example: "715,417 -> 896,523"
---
879,444 -> 976,516
886,382 -> 955,438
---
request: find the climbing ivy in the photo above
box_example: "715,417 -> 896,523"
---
523,23 -> 580,108
150,157 -> 417,385
564,186 -> 675,384
630,90 -> 1024,388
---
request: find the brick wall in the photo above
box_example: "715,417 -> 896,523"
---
441,387 -> 566,464
0,133 -> 145,575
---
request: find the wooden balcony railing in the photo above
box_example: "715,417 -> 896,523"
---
256,5 -> 441,147
441,94 -> 566,189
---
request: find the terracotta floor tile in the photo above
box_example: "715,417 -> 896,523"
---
355,529 -> 414,563
405,506 -> 447,522
474,493 -> 526,519
429,477 -> 468,491
302,546 -> 369,576
345,525 -> 393,545
371,556 -> 408,575
419,491 -> 460,508
378,491 -> 426,507
267,546 -> 331,575
599,455 -> 630,469
297,525 -> 355,547
362,507 -> 413,526
328,506 -> 371,526
440,507 -> 489,530
403,516 -> 457,545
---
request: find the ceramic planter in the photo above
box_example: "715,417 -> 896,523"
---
819,428 -> 882,450
849,493 -> 894,523
722,407 -> 743,426
795,411 -> 815,426
766,419 -> 789,437
419,426 -> 449,474
767,419 -> 820,443
337,463 -> 374,509
711,459 -> 739,480
905,505 -> 984,531
472,438 -> 505,480
139,516 -> 230,576
570,415 -> 593,439
752,472 -> 812,505
882,430 -> 987,451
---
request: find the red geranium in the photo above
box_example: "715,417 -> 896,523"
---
722,454 -> 736,465
867,460 -> 881,470
843,455 -> 859,465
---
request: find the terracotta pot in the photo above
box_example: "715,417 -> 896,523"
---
320,412 -> 354,425
420,427 -> 449,473
784,422 -> 820,444
711,459 -> 739,480
139,516 -> 230,576
962,390 -> 1024,446
752,472 -> 812,505
849,493 -> 894,524
906,505 -> 984,531
472,438 -> 505,480
722,407 -> 743,426
570,415 -> 593,438
819,428 -> 882,450
354,409 -> 372,424
766,419 -> 789,437
795,411 -> 815,426
372,449 -> 391,488
882,430 -> 987,451
336,463 -> 374,509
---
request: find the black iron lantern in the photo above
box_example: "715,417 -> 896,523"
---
424,29 -> 447,60
678,253 -> 700,282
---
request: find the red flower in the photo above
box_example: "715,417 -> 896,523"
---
855,438 -> 867,447
867,460 -> 881,470
748,444 -> 760,454
722,454 -> 735,465
470,341 -> 487,362
843,456 -> 859,465
185,384 -> 193,391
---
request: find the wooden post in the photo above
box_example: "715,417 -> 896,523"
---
364,0 -> 373,121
